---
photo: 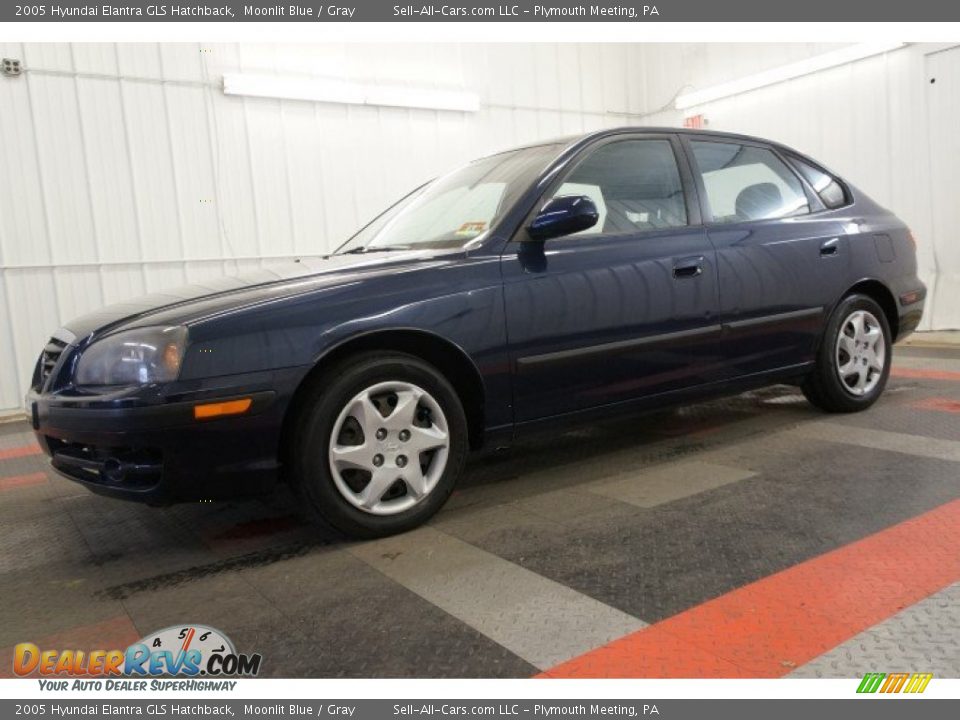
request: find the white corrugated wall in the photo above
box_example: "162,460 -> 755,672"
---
0,42 -> 955,414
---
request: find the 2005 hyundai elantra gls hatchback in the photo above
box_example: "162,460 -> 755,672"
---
28,128 -> 926,537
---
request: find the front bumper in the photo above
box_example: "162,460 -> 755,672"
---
27,367 -> 305,504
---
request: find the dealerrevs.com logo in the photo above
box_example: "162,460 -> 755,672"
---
13,624 -> 262,689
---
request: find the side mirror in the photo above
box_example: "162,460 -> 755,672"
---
526,195 -> 599,242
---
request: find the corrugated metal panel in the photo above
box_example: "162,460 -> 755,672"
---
0,45 -> 51,269
76,75 -> 141,264
925,46 -> 960,330
71,43 -> 119,75
122,78 -> 182,261
0,274 -> 22,410
5,268 -> 60,407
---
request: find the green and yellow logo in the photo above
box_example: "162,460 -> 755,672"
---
857,672 -> 932,694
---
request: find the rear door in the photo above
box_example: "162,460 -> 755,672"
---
682,136 -> 849,378
501,134 -> 721,423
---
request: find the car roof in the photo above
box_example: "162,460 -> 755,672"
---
591,126 -> 795,148
507,126 -> 795,153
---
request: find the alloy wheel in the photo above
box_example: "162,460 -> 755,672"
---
835,309 -> 885,396
328,381 -> 450,515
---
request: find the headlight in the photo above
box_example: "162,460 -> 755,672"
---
75,326 -> 188,386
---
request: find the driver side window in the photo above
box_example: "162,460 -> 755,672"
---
549,139 -> 688,237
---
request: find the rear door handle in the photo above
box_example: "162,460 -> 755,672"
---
673,256 -> 704,279
820,238 -> 840,257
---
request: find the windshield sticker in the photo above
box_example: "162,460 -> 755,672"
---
455,221 -> 487,236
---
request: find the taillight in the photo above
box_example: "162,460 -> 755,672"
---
907,230 -> 917,248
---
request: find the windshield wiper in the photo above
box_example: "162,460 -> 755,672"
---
338,245 -> 413,255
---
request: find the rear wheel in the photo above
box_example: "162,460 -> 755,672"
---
802,294 -> 892,413
290,352 -> 468,538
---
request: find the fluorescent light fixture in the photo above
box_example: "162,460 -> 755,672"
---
222,72 -> 480,113
675,42 -> 906,110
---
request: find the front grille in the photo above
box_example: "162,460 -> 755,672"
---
34,337 -> 68,390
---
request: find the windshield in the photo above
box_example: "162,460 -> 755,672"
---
336,143 -> 563,253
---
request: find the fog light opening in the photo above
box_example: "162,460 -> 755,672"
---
102,458 -> 126,483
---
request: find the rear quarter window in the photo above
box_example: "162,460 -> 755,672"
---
788,155 -> 850,210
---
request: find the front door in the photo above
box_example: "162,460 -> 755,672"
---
501,135 -> 720,423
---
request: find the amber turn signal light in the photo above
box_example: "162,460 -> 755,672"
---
193,398 -> 253,420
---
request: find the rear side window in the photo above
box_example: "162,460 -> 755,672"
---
550,139 -> 688,236
690,141 -> 810,224
788,155 -> 849,209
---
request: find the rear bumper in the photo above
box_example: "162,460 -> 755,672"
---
26,367 -> 306,504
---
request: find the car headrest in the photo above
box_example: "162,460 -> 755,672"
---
735,182 -> 783,220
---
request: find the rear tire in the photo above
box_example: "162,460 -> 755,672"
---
802,294 -> 892,413
290,351 -> 468,538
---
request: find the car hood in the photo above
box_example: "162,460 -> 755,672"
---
62,249 -> 453,340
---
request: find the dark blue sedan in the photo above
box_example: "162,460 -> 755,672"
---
27,128 -> 926,537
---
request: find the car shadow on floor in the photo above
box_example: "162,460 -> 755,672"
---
98,384 -> 820,596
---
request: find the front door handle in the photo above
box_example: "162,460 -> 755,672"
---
820,238 -> 840,257
673,256 -> 704,279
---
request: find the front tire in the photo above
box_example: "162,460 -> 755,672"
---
802,294 -> 892,413
290,352 -> 468,538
